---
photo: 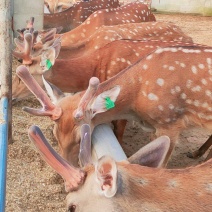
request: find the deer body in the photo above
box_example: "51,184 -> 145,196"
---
13,40 -> 194,101
79,46 -> 212,166
44,0 -> 120,32
16,45 -> 212,166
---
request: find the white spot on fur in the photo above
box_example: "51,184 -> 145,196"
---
201,79 -> 207,85
146,54 -> 153,60
191,86 -> 201,92
186,80 -> 192,89
191,66 -> 198,74
169,104 -> 174,110
143,64 -> 148,70
111,61 -> 116,65
205,90 -> 212,97
186,99 -> 192,104
193,100 -> 200,107
156,78 -> 164,86
180,93 -> 187,99
169,66 -> 175,71
180,63 -> 186,68
158,105 -> 164,111
148,93 -> 158,101
198,64 -> 205,69
202,102 -> 209,108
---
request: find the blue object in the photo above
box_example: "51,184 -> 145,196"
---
0,97 -> 9,212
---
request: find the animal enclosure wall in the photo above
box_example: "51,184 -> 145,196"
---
13,0 -> 44,35
152,0 -> 212,16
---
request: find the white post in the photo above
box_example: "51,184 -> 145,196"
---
92,124 -> 127,162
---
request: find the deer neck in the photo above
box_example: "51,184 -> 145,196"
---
43,57 -> 96,93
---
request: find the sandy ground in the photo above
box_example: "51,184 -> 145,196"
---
6,13 -> 212,211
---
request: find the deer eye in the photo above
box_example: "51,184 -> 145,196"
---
68,205 -> 76,212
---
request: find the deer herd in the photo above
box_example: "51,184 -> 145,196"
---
12,0 -> 212,211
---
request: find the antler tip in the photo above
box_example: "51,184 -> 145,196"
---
24,33 -> 33,41
28,125 -> 39,135
16,65 -> 29,75
89,77 -> 100,87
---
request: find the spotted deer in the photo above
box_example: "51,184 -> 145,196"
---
59,1 -> 155,44
13,34 -> 193,102
30,2 -> 156,53
13,39 -> 193,155
14,18 -> 193,61
44,0 -> 120,32
44,0 -> 82,13
16,43 -> 212,166
28,124 -> 212,212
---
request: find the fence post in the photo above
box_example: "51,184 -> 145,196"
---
0,98 -> 9,212
0,0 -> 12,211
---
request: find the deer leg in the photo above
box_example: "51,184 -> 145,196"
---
112,120 -> 127,145
154,127 -> 180,167
187,135 -> 212,159
205,148 -> 212,161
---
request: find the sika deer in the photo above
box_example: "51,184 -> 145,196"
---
13,34 -> 193,102
21,2 -> 156,54
73,46 -> 212,167
15,18 -> 192,60
28,125 -> 212,212
22,22 -> 191,61
44,0 -> 120,32
16,43 -> 212,166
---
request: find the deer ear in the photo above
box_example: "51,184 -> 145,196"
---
57,5 -> 63,12
95,156 -> 118,198
90,86 -> 120,118
42,75 -> 65,105
40,47 -> 57,72
128,136 -> 170,168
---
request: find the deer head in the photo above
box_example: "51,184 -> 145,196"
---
12,33 -> 61,103
44,0 -> 78,13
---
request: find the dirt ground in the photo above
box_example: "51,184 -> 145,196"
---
6,13 -> 212,211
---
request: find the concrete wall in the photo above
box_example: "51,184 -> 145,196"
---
13,0 -> 44,34
152,0 -> 212,16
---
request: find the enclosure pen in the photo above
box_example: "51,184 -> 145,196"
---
0,0 -> 12,211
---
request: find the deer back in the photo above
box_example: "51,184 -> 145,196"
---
53,21 -> 193,56
58,1 -> 155,46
